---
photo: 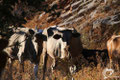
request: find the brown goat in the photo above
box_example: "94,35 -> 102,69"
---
107,35 -> 120,68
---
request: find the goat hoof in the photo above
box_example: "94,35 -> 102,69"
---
51,66 -> 55,73
69,65 -> 77,74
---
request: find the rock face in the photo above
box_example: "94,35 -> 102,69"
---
24,0 -> 120,49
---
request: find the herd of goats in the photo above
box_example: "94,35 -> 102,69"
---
0,25 -> 120,80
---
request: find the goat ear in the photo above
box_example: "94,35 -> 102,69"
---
47,28 -> 53,37
53,34 -> 61,39
72,33 -> 80,37
29,29 -> 35,35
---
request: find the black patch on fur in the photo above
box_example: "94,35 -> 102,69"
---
53,34 -> 61,39
72,33 -> 80,37
29,29 -> 35,35
35,33 -> 47,41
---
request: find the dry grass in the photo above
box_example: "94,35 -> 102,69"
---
1,53 -> 119,80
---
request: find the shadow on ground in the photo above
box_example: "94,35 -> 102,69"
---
44,48 -> 109,79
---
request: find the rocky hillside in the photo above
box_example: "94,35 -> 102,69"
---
23,0 -> 120,49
